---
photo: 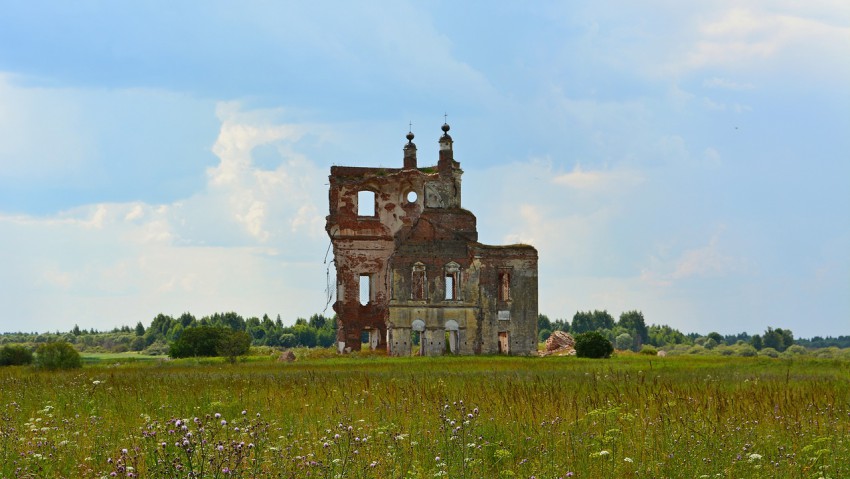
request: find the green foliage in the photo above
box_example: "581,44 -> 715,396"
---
759,347 -> 781,358
647,324 -> 689,347
35,341 -> 82,370
784,344 -> 808,356
737,344 -> 758,357
763,327 -> 794,352
0,344 -> 34,366
537,314 -> 551,332
639,345 -> 658,355
575,331 -> 614,358
572,310 -> 615,334
218,330 -> 252,363
169,326 -> 225,358
169,327 -> 253,361
615,332 -> 633,351
618,310 -> 648,348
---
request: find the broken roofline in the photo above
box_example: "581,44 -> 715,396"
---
328,165 -> 447,178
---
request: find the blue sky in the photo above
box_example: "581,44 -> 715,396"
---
1,1 -> 847,337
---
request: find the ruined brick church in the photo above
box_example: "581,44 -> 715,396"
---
326,123 -> 538,356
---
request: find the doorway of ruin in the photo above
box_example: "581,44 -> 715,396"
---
498,331 -> 509,354
445,320 -> 459,354
412,319 -> 425,356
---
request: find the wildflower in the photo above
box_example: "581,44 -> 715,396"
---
215,413 -> 221,419
221,420 -> 227,426
748,453 -> 762,462
624,457 -> 634,463
435,456 -> 441,462
241,410 -> 247,415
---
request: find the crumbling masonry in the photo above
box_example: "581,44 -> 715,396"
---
326,123 -> 538,355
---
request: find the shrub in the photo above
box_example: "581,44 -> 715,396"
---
736,344 -> 758,357
759,347 -> 780,358
218,330 -> 252,363
639,345 -> 658,356
615,333 -> 633,351
0,344 -> 34,366
575,331 -> 614,359
170,326 -> 224,358
783,345 -> 807,356
35,342 -> 82,370
169,327 -> 252,361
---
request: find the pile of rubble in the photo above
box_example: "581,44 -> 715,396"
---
539,330 -> 576,356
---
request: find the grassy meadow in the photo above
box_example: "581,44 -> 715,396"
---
1,352 -> 848,478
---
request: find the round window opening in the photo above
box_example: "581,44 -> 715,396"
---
406,191 -> 418,203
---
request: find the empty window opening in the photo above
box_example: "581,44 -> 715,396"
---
406,190 -> 418,203
358,191 -> 376,216
498,270 -> 511,302
359,274 -> 371,305
444,262 -> 460,301
445,274 -> 455,300
411,263 -> 426,300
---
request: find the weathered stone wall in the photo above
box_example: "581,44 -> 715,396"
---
326,126 -> 538,355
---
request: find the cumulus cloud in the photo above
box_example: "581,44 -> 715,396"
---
0,103 -> 330,332
678,6 -> 850,75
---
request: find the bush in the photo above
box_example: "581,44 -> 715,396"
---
170,326 -> 224,358
169,327 -> 252,361
736,344 -> 758,357
615,333 -> 633,351
0,344 -> 34,366
783,345 -> 807,356
575,331 -> 614,359
639,345 -> 658,356
35,342 -> 82,370
759,347 -> 780,358
218,330 -> 252,363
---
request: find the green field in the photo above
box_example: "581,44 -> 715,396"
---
1,353 -> 848,478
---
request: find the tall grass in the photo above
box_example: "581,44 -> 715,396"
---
1,354 -> 848,478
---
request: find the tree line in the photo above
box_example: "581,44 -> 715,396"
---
2,309 -> 848,359
537,310 -> 842,354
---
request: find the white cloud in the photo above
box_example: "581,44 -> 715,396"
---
678,6 -> 850,75
0,103 -> 330,332
552,163 -> 644,191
